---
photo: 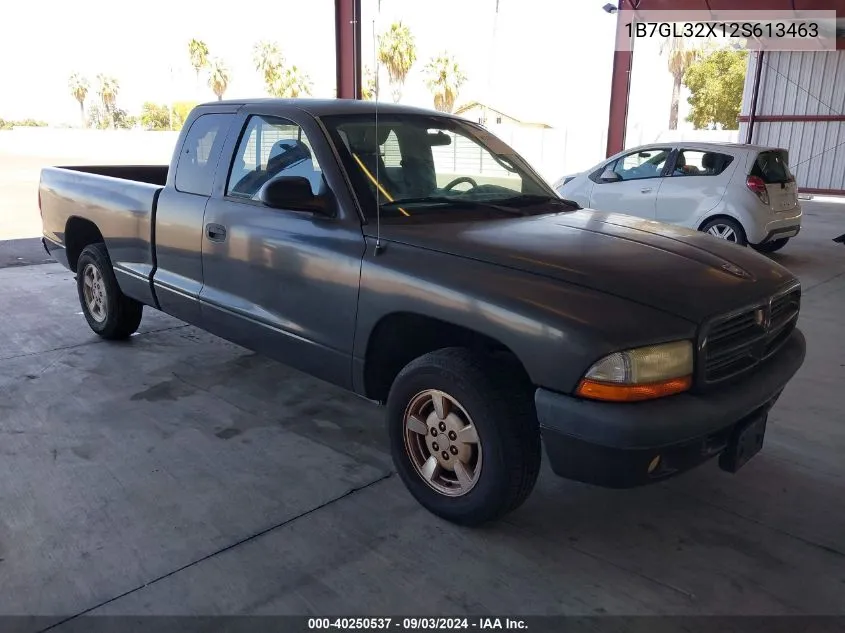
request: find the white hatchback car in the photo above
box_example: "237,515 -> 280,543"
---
554,142 -> 802,252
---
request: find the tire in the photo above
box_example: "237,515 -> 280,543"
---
386,347 -> 541,526
753,238 -> 789,254
700,217 -> 747,246
76,243 -> 143,340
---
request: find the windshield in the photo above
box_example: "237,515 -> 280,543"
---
320,113 -> 557,219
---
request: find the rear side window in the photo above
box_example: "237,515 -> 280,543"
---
751,150 -> 794,184
174,113 -> 231,196
670,150 -> 734,177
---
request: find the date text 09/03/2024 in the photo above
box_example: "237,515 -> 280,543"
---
308,618 -> 528,630
625,21 -> 820,39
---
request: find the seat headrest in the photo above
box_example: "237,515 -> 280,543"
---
345,125 -> 392,154
701,153 -> 716,169
267,139 -> 311,171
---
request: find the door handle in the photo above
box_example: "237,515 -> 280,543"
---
206,223 -> 227,242
641,187 -> 653,193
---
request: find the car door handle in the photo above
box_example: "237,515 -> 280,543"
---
206,223 -> 227,242
641,187 -> 653,193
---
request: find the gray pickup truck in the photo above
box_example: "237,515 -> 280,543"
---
40,99 -> 806,525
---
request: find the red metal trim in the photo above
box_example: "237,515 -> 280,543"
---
799,188 -> 845,196
335,0 -> 361,99
606,5 -> 633,157
738,114 -> 845,122
746,51 -> 764,144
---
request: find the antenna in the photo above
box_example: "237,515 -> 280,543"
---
373,17 -> 384,255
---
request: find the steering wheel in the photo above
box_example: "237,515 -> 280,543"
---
442,176 -> 479,192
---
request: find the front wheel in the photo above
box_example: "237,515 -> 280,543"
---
700,217 -> 747,246
386,348 -> 541,526
753,238 -> 789,253
76,243 -> 143,340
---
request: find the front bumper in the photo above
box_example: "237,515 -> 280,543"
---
535,328 -> 806,488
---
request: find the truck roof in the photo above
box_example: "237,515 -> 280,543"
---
196,98 -> 457,119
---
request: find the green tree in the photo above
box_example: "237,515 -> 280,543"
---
271,65 -> 312,98
424,52 -> 466,113
96,74 -> 119,129
377,21 -> 417,103
112,108 -> 136,130
171,101 -> 197,130
68,73 -> 89,128
208,57 -> 230,101
188,39 -> 210,91
684,48 -> 748,130
660,37 -> 702,130
253,40 -> 284,95
140,102 -> 171,130
362,65 -> 378,100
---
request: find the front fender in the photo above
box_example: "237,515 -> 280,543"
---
353,240 -> 696,394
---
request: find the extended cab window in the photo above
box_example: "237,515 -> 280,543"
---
227,115 -> 324,200
670,150 -> 734,177
174,113 -> 231,196
608,148 -> 671,181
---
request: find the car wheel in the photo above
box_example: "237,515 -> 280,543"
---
76,243 -> 143,340
753,238 -> 789,253
387,347 -> 541,526
700,218 -> 747,246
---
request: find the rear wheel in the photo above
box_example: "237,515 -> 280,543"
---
700,217 -> 747,246
387,348 -> 541,526
753,238 -> 789,254
76,243 -> 143,339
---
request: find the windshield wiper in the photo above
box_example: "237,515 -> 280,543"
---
494,194 -> 581,210
379,196 -> 527,216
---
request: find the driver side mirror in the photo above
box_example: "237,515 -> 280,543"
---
599,168 -> 621,183
258,176 -> 331,215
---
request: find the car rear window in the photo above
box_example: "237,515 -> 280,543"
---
750,150 -> 794,184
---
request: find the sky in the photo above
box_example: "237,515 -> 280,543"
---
0,0 -> 697,145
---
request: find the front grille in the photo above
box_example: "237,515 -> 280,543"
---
702,285 -> 800,383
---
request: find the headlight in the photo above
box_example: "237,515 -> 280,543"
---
576,340 -> 694,402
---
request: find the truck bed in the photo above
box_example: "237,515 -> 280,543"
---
40,165 -> 170,307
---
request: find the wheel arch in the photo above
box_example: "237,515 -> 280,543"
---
65,216 -> 106,273
361,311 -> 533,403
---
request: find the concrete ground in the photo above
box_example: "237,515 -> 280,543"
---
1,167 -> 845,625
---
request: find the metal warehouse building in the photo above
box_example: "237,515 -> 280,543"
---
739,51 -> 845,196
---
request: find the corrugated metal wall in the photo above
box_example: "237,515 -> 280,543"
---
739,51 -> 845,193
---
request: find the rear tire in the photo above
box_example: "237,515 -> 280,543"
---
386,347 -> 541,526
753,238 -> 789,253
700,217 -> 747,246
76,243 -> 143,340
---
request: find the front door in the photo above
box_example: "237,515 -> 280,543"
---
589,147 -> 673,220
199,109 -> 366,390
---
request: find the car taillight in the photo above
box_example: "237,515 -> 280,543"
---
38,190 -> 42,218
746,175 -> 770,206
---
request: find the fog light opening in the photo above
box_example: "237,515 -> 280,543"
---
647,455 -> 662,474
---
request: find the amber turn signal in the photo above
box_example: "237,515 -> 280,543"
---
576,375 -> 693,402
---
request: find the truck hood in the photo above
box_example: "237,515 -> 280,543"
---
373,209 -> 798,323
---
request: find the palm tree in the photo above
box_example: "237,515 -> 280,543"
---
68,73 -> 89,128
272,65 -> 313,98
660,37 -> 701,130
188,39 -> 210,91
377,21 -> 417,103
424,53 -> 467,113
362,65 -> 378,100
96,74 -> 119,129
207,58 -> 230,101
253,40 -> 283,95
